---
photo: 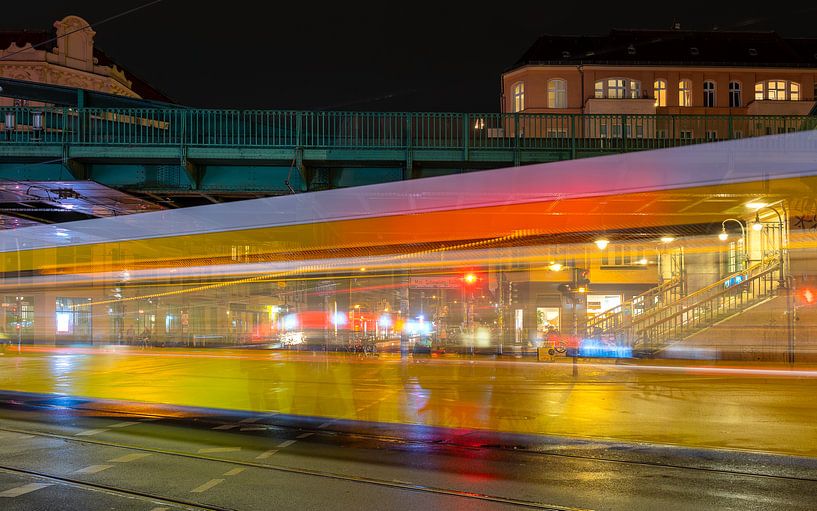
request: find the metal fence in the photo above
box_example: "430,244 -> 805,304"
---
1,108 -> 815,153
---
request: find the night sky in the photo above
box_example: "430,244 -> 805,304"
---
4,1 -> 817,111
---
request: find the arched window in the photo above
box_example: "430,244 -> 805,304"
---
729,81 -> 742,107
654,79 -> 667,107
703,81 -> 716,107
679,79 -> 692,107
755,80 -> 801,101
547,79 -> 567,108
594,78 -> 640,99
512,82 -> 525,112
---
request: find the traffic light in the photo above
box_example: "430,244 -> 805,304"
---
575,269 -> 590,286
463,273 -> 478,285
510,282 -> 520,305
794,275 -> 817,307
795,287 -> 817,306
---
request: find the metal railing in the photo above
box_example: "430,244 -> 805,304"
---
1,108 -> 815,154
632,257 -> 782,353
585,275 -> 683,336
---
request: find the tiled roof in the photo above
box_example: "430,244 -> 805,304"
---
510,29 -> 817,70
0,29 -> 174,103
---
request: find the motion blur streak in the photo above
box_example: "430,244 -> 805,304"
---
2,347 -> 817,457
0,131 -> 816,459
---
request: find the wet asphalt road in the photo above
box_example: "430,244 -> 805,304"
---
0,392 -> 815,511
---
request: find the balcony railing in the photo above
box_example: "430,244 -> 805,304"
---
1,108 -> 815,154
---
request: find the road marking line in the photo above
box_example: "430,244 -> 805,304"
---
255,449 -> 278,459
355,408 -> 365,412
75,429 -> 108,436
74,464 -> 114,474
197,447 -> 241,454
317,422 -> 332,429
240,426 -> 266,431
0,483 -> 52,497
223,467 -> 246,476
149,507 -> 170,511
11,434 -> 34,440
212,424 -> 239,430
296,433 -> 313,439
239,417 -> 260,423
109,421 -> 140,428
109,453 -> 152,463
276,440 -> 297,448
191,479 -> 224,493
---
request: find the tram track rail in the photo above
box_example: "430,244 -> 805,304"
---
2,396 -> 815,484
0,424 -> 589,511
0,464 -> 235,511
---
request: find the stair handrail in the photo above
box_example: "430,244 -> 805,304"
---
633,259 -> 781,351
585,274 -> 682,335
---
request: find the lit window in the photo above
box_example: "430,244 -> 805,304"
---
703,81 -> 716,107
654,79 -> 667,106
729,81 -> 742,107
679,80 -> 692,106
755,82 -> 764,100
547,79 -> 567,108
594,78 -> 640,99
767,80 -> 786,100
754,80 -> 801,101
512,82 -> 525,112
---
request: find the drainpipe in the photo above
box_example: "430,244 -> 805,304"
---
577,64 -> 585,113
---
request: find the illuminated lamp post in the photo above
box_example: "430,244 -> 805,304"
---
750,206 -> 793,364
717,218 -> 749,269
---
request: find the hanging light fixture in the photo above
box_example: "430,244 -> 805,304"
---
718,229 -> 728,241
594,239 -> 609,250
751,213 -> 763,231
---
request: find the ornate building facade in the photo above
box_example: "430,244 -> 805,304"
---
0,15 -> 170,106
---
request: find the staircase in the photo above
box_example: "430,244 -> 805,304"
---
585,274 -> 683,337
631,257 -> 783,355
586,257 -> 783,356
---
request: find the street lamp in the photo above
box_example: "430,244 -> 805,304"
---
718,218 -> 749,268
753,205 -> 793,364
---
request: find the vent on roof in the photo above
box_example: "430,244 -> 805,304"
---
689,47 -> 699,55
748,48 -> 758,56
561,50 -> 571,58
627,44 -> 636,55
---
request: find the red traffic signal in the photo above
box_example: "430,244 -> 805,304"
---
463,273 -> 478,285
796,287 -> 816,306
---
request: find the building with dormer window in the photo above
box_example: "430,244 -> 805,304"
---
502,28 -> 817,118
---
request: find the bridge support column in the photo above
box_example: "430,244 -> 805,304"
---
182,160 -> 203,190
62,146 -> 87,180
403,150 -> 414,180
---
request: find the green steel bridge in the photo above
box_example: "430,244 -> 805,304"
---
1,105 -> 815,200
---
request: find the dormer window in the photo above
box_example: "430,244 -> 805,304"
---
689,47 -> 699,55
594,78 -> 641,99
755,80 -> 801,101
748,48 -> 758,56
